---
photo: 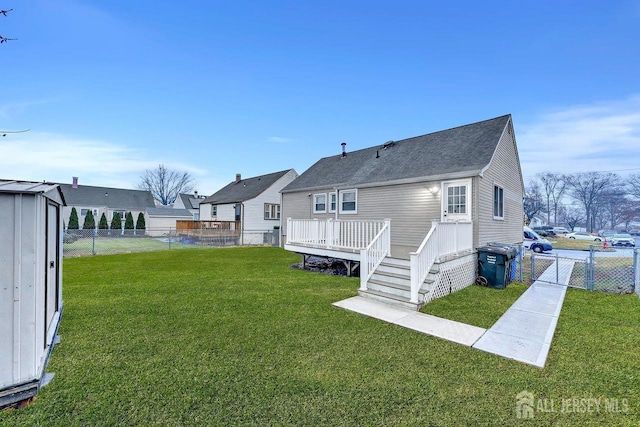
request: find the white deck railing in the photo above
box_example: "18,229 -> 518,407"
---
286,218 -> 388,251
409,221 -> 473,303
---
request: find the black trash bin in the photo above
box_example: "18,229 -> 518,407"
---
477,245 -> 517,289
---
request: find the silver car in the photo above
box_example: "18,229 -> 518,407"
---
566,232 -> 603,242
610,234 -> 635,247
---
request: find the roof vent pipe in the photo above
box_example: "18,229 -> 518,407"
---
72,176 -> 78,188
376,150 -> 380,159
341,142 -> 347,157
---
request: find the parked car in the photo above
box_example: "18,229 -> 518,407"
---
523,226 -> 553,253
610,233 -> 635,247
552,226 -> 570,235
566,232 -> 602,242
629,230 -> 640,237
532,228 -> 555,237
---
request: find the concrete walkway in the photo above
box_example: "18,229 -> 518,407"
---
472,259 -> 574,367
333,259 -> 575,368
333,296 -> 486,346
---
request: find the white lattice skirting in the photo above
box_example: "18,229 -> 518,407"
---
426,253 -> 477,303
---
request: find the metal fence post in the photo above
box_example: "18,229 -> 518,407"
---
92,229 -> 96,255
589,245 -> 595,291
531,253 -> 536,282
169,228 -> 172,250
635,248 -> 639,297
556,252 -> 559,285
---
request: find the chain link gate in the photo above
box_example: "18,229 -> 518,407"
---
530,247 -> 638,294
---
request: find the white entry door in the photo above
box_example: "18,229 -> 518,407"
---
442,179 -> 471,222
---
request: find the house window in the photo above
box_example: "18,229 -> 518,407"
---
339,189 -> 357,214
313,194 -> 327,213
329,192 -> 337,213
81,208 -> 90,216
494,185 -> 504,219
264,203 -> 280,220
212,205 -> 217,217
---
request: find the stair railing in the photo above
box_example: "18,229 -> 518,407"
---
359,219 -> 391,291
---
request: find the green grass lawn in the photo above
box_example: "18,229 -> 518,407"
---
2,247 -> 638,425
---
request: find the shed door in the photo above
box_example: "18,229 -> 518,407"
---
442,179 -> 472,222
45,202 -> 60,339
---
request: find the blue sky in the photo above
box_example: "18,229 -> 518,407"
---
2,0 -> 639,195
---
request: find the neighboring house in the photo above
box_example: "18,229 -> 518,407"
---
58,182 -> 156,230
281,114 -> 524,309
174,192 -> 205,219
528,215 -> 545,228
146,207 -> 193,236
200,169 -> 298,244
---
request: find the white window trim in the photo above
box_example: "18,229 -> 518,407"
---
493,184 -> 504,220
264,203 -> 280,220
339,189 -> 358,214
313,193 -> 327,214
328,192 -> 337,213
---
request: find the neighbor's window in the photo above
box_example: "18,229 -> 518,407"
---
212,205 -> 218,217
339,189 -> 357,214
313,194 -> 327,213
81,209 -> 90,216
493,185 -> 504,219
329,192 -> 337,213
264,203 -> 280,220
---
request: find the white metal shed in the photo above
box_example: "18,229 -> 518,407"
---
0,180 -> 65,408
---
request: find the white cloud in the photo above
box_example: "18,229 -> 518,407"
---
0,132 -> 208,190
518,95 -> 640,180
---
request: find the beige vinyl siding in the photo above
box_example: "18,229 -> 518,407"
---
282,181 -> 441,250
476,120 -> 524,246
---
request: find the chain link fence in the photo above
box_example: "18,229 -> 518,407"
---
512,247 -> 640,295
63,228 -> 280,258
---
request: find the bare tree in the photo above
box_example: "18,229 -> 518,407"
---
537,172 -> 566,225
629,174 -> 640,200
565,172 -> 620,232
562,207 -> 584,232
598,189 -> 627,230
138,164 -> 195,205
524,180 -> 545,225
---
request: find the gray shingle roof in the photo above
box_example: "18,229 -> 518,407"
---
58,184 -> 156,210
177,193 -> 202,209
202,169 -> 293,204
281,115 -> 511,193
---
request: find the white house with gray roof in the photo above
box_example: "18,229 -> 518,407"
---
281,115 -> 524,309
58,183 -> 156,230
200,169 -> 298,244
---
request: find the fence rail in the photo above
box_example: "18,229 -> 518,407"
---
63,228 -> 279,258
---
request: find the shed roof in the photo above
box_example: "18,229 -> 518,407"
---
0,179 -> 66,205
58,184 -> 156,210
147,207 -> 192,217
281,115 -> 511,193
202,169 -> 293,204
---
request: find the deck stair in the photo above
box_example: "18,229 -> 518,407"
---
359,256 -> 437,310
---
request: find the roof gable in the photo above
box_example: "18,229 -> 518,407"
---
202,169 -> 293,204
58,184 -> 156,210
282,115 -> 511,193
